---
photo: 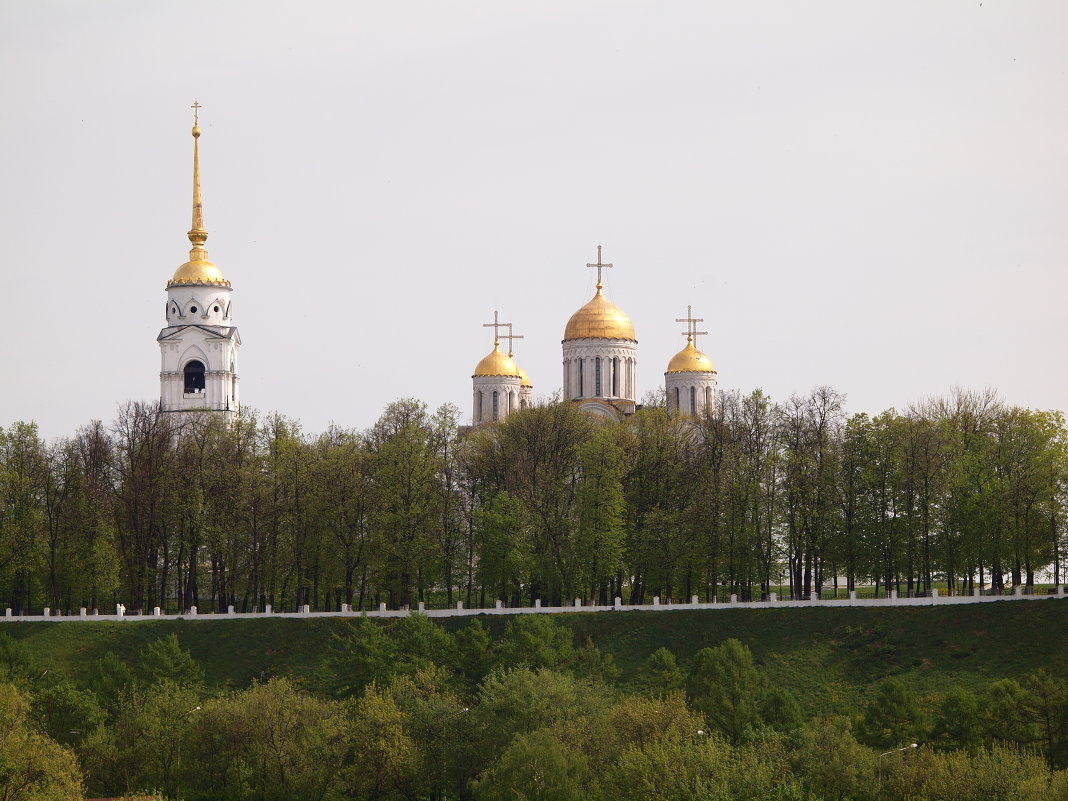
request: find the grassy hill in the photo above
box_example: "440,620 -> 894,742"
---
4,598 -> 1066,712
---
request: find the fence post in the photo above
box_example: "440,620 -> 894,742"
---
153,607 -> 162,616
495,600 -> 504,610
652,596 -> 660,607
614,596 -> 622,610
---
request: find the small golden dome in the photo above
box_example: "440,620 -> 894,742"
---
563,288 -> 636,341
168,259 -> 230,287
517,364 -> 533,388
667,338 -> 716,374
474,342 -> 522,378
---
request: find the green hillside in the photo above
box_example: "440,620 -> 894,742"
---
4,599 -> 1066,712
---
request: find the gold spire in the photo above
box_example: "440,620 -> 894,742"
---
169,102 -> 230,288
188,101 -> 208,262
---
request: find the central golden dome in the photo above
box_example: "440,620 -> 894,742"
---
169,259 -> 230,287
667,338 -> 716,374
473,342 -> 521,378
563,288 -> 636,342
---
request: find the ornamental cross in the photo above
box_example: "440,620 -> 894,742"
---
586,245 -> 613,288
191,100 -> 202,125
676,304 -> 708,347
482,310 -> 511,345
502,323 -> 524,357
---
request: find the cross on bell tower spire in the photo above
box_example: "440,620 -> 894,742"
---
586,245 -> 613,291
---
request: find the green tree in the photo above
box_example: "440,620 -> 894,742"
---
794,716 -> 876,801
188,677 -> 347,801
0,682 -> 84,801
346,682 -> 419,801
686,638 -> 761,745
759,686 -> 803,733
472,729 -> 589,801
634,647 -> 685,697
138,632 -> 204,687
30,681 -> 105,747
930,686 -> 983,752
857,677 -> 923,749
575,428 -> 626,604
499,615 -> 575,670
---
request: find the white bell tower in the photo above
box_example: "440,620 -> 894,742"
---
158,104 -> 241,420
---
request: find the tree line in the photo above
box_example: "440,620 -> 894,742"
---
1,616 -> 1066,800
1,385 -> 1066,614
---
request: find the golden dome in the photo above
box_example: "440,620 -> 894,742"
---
563,287 -> 636,341
474,342 -> 522,378
667,338 -> 716,374
517,364 -> 533,388
169,259 -> 230,287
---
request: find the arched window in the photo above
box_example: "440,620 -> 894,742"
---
612,357 -> 619,396
492,390 -> 499,421
577,360 -> 584,398
705,386 -> 713,410
674,386 -> 680,411
184,360 -> 206,393
595,357 -> 602,397
690,386 -> 696,415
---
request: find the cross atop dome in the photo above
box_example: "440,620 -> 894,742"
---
675,304 -> 708,348
482,310 -> 511,346
586,245 -> 613,290
502,323 -> 524,358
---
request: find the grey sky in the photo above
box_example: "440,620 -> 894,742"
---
2,1 -> 1065,438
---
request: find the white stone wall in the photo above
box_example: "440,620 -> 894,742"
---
561,338 -> 637,402
665,370 -> 717,417
472,375 -> 522,425
164,284 -> 234,326
5,585 -> 1064,622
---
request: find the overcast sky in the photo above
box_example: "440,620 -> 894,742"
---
2,1 -> 1066,439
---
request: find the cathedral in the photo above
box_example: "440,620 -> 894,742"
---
470,248 -> 718,425
153,110 -> 717,426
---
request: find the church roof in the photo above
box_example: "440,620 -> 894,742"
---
666,338 -> 715,374
157,324 -> 240,343
563,287 -> 636,342
473,342 -> 521,378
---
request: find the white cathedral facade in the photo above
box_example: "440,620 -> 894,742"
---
157,115 -> 240,420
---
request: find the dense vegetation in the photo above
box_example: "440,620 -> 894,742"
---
2,610 -> 1066,800
1,387 -> 1066,614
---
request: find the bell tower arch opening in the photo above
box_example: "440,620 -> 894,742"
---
183,360 -> 206,394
